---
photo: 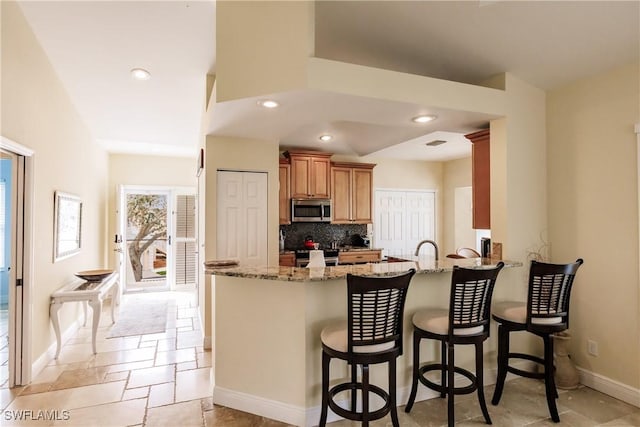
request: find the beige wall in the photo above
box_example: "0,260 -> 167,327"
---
547,61 -> 640,388
442,156 -> 472,255
1,1 -> 108,365
216,1 -> 314,102
106,153 -> 196,269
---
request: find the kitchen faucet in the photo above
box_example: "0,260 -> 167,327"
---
415,239 -> 439,260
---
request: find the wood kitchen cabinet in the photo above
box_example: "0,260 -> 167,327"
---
279,158 -> 291,224
465,129 -> 490,230
338,249 -> 382,264
284,150 -> 332,199
331,162 -> 375,224
279,252 -> 295,267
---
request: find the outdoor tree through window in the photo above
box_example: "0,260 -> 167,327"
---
126,194 -> 167,282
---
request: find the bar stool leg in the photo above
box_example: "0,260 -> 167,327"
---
543,335 -> 560,422
447,343 -> 455,427
475,341 -> 492,424
362,364 -> 370,427
491,325 -> 509,405
351,363 -> 358,411
319,351 -> 330,427
389,358 -> 400,427
405,332 -> 421,412
441,339 -> 447,398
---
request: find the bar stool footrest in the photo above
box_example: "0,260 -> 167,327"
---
506,352 -> 547,379
328,381 -> 391,422
418,363 -> 477,395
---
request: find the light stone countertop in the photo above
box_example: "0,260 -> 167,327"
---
204,256 -> 522,282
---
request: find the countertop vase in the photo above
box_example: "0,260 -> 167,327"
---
553,331 -> 580,389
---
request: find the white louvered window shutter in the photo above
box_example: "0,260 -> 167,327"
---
175,194 -> 196,285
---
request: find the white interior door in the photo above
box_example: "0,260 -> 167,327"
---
0,140 -> 32,387
217,171 -> 268,266
374,189 -> 435,258
0,149 -> 19,388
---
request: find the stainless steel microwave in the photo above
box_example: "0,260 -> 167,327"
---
291,199 -> 332,223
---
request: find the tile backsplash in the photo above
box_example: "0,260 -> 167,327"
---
280,223 -> 368,250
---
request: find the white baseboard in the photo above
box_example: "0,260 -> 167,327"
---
577,367 -> 640,408
214,386 -> 307,426
202,335 -> 212,350
31,318 -> 82,381
195,306 -> 211,350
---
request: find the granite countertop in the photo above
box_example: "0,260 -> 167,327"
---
205,256 -> 522,282
339,246 -> 382,252
280,247 -> 381,253
279,247 -> 382,256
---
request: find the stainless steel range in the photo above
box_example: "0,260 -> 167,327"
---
295,249 -> 339,267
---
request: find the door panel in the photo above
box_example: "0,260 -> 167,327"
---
217,171 -> 268,266
374,190 -> 435,258
1,148 -> 26,386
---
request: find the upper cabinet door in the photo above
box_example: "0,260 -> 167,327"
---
310,156 -> 331,199
352,167 -> 373,223
278,159 -> 291,224
331,166 -> 352,224
465,129 -> 490,230
290,156 -> 311,198
331,162 -> 375,224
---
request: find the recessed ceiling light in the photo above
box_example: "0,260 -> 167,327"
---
130,68 -> 151,81
319,134 -> 333,142
258,100 -> 279,108
412,115 -> 437,123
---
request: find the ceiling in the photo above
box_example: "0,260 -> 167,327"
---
18,1 -> 216,157
17,1 -> 639,161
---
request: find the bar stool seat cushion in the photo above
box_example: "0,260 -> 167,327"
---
320,321 -> 396,354
492,301 -> 562,325
412,308 -> 484,336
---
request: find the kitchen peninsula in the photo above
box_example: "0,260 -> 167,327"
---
206,256 -> 522,427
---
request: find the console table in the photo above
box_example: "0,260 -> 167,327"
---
50,272 -> 120,358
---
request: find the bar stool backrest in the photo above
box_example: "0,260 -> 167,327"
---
526,259 -> 584,331
456,247 -> 482,258
448,262 -> 505,337
347,269 -> 416,354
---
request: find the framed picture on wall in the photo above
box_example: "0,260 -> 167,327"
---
53,191 -> 82,262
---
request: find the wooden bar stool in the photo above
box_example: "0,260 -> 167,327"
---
319,269 -> 416,427
405,262 -> 505,427
491,259 -> 584,422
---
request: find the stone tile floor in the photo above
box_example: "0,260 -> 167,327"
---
1,307 -> 8,388
0,291 -> 638,426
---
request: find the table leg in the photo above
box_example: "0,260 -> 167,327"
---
50,301 -> 63,359
88,298 -> 102,355
83,301 -> 88,327
110,281 -> 119,324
